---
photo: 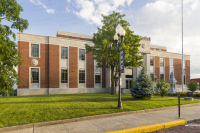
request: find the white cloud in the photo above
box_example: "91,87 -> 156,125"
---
30,0 -> 55,14
128,0 -> 200,78
70,0 -> 133,26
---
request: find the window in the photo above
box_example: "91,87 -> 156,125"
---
95,72 -> 101,83
31,44 -> 39,57
85,38 -> 90,41
150,57 -> 154,81
170,59 -> 174,73
159,49 -> 162,51
61,47 -> 68,59
150,74 -> 154,81
184,75 -> 186,85
160,58 -> 164,67
154,48 -> 157,50
79,49 -> 85,60
76,37 -> 81,40
150,57 -> 154,66
79,70 -> 85,83
61,69 -> 68,83
31,68 -> 39,83
67,36 -> 72,39
160,74 -> 164,81
183,60 -> 186,69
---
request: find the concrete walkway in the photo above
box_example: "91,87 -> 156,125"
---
2,102 -> 200,133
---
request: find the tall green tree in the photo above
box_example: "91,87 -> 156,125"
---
85,11 -> 143,95
0,0 -> 28,97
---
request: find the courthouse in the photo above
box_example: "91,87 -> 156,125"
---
17,30 -> 190,95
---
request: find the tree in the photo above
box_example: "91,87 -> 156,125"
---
85,11 -> 143,95
130,66 -> 154,99
0,0 -> 28,97
187,81 -> 198,92
157,79 -> 170,97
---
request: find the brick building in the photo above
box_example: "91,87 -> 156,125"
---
17,30 -> 190,96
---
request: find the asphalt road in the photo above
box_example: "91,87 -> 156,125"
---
149,121 -> 200,133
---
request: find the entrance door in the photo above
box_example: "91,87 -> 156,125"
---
126,80 -> 132,89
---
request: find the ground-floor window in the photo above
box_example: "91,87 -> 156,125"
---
79,70 -> 85,83
95,72 -> 101,83
31,68 -> 39,83
61,69 -> 68,83
160,74 -> 164,81
126,80 -> 132,89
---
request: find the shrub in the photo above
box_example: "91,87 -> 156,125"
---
179,92 -> 187,97
157,79 -> 170,97
130,66 -> 154,99
187,81 -> 198,92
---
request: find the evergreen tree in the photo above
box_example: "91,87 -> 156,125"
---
130,66 -> 154,99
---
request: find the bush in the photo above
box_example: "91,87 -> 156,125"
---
130,66 -> 154,99
157,79 -> 170,97
187,81 -> 198,92
179,92 -> 187,97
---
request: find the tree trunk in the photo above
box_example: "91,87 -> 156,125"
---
111,67 -> 115,95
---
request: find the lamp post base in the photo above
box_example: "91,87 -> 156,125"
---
117,102 -> 123,109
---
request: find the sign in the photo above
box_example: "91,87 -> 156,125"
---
120,49 -> 125,70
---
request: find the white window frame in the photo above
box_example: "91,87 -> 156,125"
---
29,67 -> 40,89
29,43 -> 41,58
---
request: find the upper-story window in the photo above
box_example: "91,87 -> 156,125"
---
31,44 -> 39,57
170,58 -> 174,73
67,36 -> 72,39
76,37 -> 81,40
150,57 -> 154,66
61,47 -> 68,59
160,58 -> 164,67
154,48 -> 157,50
183,60 -> 186,69
159,49 -> 162,51
79,49 -> 85,60
85,38 -> 90,41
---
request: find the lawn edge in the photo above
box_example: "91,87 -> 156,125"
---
1,102 -> 200,132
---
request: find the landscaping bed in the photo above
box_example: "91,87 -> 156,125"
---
0,93 -> 199,128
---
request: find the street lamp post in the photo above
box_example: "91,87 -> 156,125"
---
114,25 -> 125,110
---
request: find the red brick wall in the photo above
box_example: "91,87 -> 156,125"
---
155,56 -> 160,81
18,41 -> 29,88
40,44 -> 49,88
174,58 -> 182,84
191,78 -> 200,84
69,46 -> 78,88
57,34 -> 68,38
49,44 -> 59,88
18,41 -> 49,88
86,51 -> 94,88
165,57 -> 169,82
186,60 -> 190,85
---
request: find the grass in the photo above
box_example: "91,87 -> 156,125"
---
0,93 -> 199,128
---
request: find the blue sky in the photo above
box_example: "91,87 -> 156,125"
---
9,0 -> 200,82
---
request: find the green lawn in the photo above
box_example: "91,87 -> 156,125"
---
0,93 -> 199,128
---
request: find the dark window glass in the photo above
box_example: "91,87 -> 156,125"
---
95,72 -> 101,83
184,75 -> 186,85
150,74 -> 154,81
76,37 -> 81,40
79,70 -> 85,83
160,74 -> 164,81
125,75 -> 133,78
31,68 -> 39,83
61,69 -> 68,83
79,49 -> 85,60
67,36 -> 72,39
85,38 -> 90,41
150,57 -> 154,66
61,47 -> 68,59
31,44 -> 39,57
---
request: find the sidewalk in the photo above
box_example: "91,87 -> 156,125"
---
2,102 -> 200,133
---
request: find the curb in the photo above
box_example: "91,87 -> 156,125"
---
105,120 -> 187,133
1,102 -> 200,132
